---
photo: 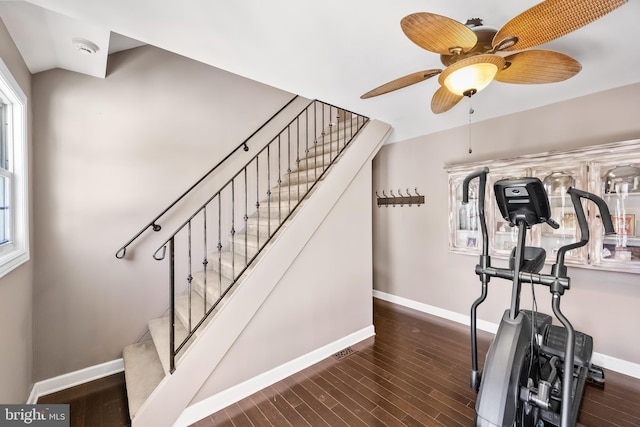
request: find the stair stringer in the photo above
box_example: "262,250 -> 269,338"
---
131,119 -> 392,427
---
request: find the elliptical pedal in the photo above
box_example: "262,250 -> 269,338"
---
587,364 -> 606,388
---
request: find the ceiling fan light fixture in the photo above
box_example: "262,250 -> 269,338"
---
439,54 -> 505,96
444,63 -> 497,95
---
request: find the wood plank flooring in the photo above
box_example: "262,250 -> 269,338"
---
194,298 -> 640,427
38,297 -> 640,426
37,371 -> 130,427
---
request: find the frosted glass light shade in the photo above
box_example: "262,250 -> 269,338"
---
444,63 -> 498,95
439,54 -> 505,96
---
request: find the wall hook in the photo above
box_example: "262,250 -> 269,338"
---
376,186 -> 425,207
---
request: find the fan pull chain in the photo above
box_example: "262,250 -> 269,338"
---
468,99 -> 474,154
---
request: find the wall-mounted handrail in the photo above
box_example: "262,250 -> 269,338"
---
115,95 -> 299,259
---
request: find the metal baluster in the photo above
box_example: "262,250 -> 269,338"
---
202,206 -> 208,312
340,109 -> 344,152
287,125 -> 292,213
336,109 -> 340,153
305,106 -> 309,190
169,237 -> 176,374
255,157 -> 260,250
230,179 -> 236,279
243,168 -> 248,263
266,145 -> 271,238
187,220 -> 192,333
329,106 -> 334,163
296,116 -> 300,203
321,104 -> 326,173
351,110 -> 355,142
278,134 -> 282,223
217,195 -> 222,298
314,102 -> 318,181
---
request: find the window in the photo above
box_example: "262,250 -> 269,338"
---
0,58 -> 28,277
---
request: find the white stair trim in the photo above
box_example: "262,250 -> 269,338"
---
174,325 -> 375,427
373,290 -> 640,379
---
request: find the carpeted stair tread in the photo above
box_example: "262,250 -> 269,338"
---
175,288 -> 235,338
191,270 -> 229,301
293,151 -> 339,172
280,165 -> 325,185
255,199 -> 296,216
269,182 -> 314,200
122,340 -> 165,419
148,316 -> 190,375
305,140 -> 343,158
230,229 -> 285,258
255,198 -> 305,217
175,291 -> 223,333
318,122 -> 360,139
229,234 -> 262,258
207,251 -> 253,278
245,215 -> 287,234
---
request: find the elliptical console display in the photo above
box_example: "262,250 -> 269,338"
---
464,168 -> 615,427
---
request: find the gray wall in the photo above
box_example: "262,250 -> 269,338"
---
31,45 -> 296,381
0,18 -> 33,403
373,82 -> 640,366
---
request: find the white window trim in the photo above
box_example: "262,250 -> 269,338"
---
0,57 -> 29,278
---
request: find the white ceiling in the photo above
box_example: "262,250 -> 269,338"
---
0,0 -> 638,143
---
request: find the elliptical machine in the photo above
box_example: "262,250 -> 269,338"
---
463,168 -> 615,427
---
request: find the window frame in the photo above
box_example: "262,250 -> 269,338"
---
0,57 -> 29,278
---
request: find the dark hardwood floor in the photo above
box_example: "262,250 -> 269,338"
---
39,298 -> 640,426
37,370 -> 130,427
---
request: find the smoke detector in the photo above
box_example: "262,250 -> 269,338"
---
72,38 -> 99,55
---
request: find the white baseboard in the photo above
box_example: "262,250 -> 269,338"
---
373,290 -> 499,334
27,359 -> 124,404
373,290 -> 640,379
174,325 -> 375,427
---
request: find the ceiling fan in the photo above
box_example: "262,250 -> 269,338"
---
360,0 -> 627,114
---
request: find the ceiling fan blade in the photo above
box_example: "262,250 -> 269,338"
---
431,86 -> 464,114
493,0 -> 627,52
360,69 -> 442,99
495,50 -> 581,84
401,12 -> 477,55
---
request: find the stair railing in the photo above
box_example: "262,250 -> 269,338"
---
115,95 -> 299,259
152,100 -> 368,373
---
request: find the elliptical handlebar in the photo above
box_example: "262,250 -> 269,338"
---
465,167 -> 490,392
552,187 -> 616,276
568,187 -> 616,236
462,166 -> 489,204
462,167 -> 490,256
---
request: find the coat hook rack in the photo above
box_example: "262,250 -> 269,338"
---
376,188 -> 424,207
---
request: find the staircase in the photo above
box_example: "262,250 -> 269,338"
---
119,104 -> 390,425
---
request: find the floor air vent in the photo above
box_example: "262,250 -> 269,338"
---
333,347 -> 356,360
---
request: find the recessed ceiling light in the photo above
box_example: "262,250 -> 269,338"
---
72,38 -> 99,55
